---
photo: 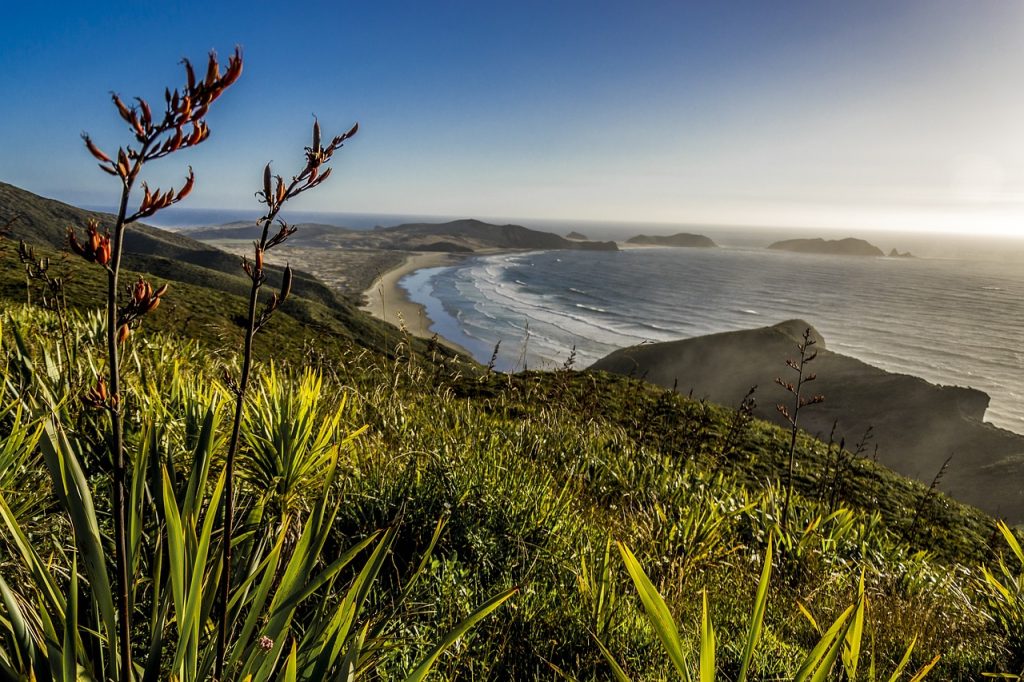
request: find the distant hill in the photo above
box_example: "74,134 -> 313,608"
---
590,319 -> 1024,521
189,217 -> 618,254
378,219 -> 618,251
627,233 -> 717,248
183,222 -> 354,242
565,231 -> 589,240
0,181 -> 446,360
411,241 -> 474,253
768,237 -> 884,256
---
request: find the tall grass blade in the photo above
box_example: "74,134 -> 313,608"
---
997,521 -> 1024,565
595,637 -> 634,682
907,654 -> 940,681
404,586 -> 518,682
842,571 -> 866,680
886,636 -> 918,682
38,419 -> 116,665
283,640 -> 298,682
793,604 -> 856,682
737,537 -> 772,682
0,574 -> 36,677
699,591 -> 715,682
62,558 -> 78,682
616,541 -> 688,677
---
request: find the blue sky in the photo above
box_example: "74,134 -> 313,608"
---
3,1 -> 1023,234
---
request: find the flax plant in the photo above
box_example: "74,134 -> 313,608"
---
605,539 -> 938,681
776,327 -> 824,528
66,48 -> 242,679
216,117 -> 358,679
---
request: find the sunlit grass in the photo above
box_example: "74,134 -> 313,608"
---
0,304 -> 1019,678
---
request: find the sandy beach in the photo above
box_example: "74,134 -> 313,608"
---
359,252 -> 471,353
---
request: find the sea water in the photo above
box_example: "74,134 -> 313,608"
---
402,246 -> 1024,433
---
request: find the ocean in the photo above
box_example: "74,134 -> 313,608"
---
129,205 -> 1024,433
401,246 -> 1024,434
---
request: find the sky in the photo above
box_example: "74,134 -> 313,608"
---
2,1 -> 1024,235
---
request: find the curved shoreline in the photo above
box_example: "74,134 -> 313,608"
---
359,252 -> 473,355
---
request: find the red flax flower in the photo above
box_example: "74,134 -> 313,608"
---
78,47 -> 241,682
115,276 -> 169,342
67,219 -> 112,266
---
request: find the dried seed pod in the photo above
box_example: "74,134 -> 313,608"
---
136,97 -> 152,126
83,135 -> 112,163
118,324 -> 130,344
130,113 -> 145,137
205,51 -> 220,86
222,47 -> 243,87
281,264 -> 293,302
68,228 -> 86,257
112,94 -> 132,122
183,59 -> 196,90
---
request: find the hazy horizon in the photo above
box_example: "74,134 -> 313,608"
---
4,2 -> 1024,237
67,201 -> 1020,263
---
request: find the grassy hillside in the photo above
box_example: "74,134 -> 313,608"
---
0,184 -> 460,363
591,320 -> 1024,522
0,187 -> 1021,679
1,296 -> 1021,678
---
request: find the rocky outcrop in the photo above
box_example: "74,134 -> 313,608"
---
888,248 -> 915,258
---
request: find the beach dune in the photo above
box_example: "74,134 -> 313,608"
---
359,252 -> 470,354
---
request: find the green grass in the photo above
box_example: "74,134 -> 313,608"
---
0,237 -> 463,367
0,244 -> 1020,678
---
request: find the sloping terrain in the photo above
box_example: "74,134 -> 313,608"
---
0,182 -> 453,361
591,319 -> 1024,520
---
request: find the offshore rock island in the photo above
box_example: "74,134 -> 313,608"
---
767,237 -> 885,256
626,232 -> 718,248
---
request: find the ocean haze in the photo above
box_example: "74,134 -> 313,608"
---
127,205 -> 1024,262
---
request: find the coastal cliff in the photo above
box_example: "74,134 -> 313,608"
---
590,319 -> 1024,520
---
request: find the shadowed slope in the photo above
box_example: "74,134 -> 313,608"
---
0,181 -> 460,361
590,319 -> 1024,521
